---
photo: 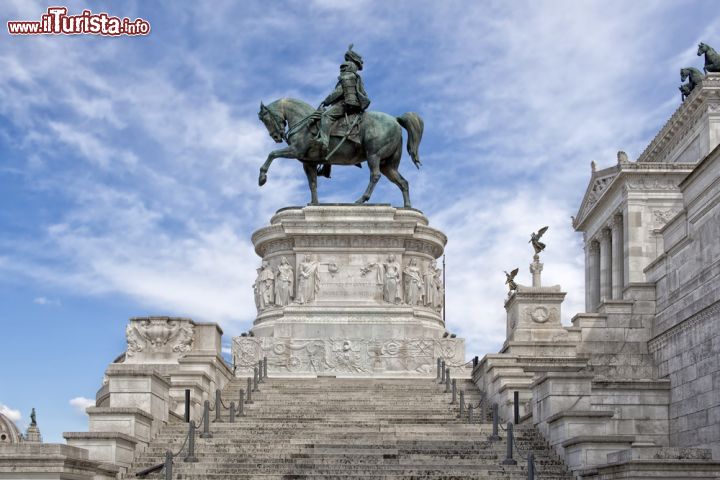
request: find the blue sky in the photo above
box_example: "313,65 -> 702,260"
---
1,0 -> 719,443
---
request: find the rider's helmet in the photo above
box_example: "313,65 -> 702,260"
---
344,44 -> 363,71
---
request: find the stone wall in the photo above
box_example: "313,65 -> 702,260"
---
646,147 -> 720,458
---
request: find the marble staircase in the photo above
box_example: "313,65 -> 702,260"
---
129,377 -> 573,479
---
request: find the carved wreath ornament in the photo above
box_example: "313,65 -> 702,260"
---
529,306 -> 550,324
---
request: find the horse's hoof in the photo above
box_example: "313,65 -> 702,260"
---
354,197 -> 366,204
258,173 -> 267,186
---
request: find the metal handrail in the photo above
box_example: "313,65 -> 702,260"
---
499,421 -> 540,479
135,419 -> 197,478
136,373 -> 271,479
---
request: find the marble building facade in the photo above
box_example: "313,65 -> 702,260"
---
472,73 -> 720,478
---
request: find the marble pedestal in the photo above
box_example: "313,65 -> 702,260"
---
233,205 -> 465,377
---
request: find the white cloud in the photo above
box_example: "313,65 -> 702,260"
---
69,397 -> 95,415
33,297 -> 61,306
0,404 -> 22,423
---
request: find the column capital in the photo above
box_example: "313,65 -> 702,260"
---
588,240 -> 600,254
599,228 -> 612,240
611,213 -> 623,227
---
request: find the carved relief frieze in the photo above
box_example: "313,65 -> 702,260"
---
625,177 -> 678,191
233,336 -> 464,376
260,238 -> 294,256
648,302 -> 720,354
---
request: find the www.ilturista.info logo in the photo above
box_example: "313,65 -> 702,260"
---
8,7 -> 150,36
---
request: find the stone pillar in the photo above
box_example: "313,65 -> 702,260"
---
611,215 -> 624,299
530,255 -> 543,287
599,229 -> 612,303
586,241 -> 600,312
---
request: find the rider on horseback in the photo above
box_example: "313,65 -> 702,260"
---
315,45 -> 371,158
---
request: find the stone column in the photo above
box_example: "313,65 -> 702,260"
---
611,215 -> 624,299
586,240 -> 600,312
599,228 -> 612,303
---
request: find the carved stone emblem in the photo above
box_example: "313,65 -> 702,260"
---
529,306 -> 550,324
653,208 -> 682,226
126,317 -> 194,357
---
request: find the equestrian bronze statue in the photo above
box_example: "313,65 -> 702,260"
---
257,45 -> 423,208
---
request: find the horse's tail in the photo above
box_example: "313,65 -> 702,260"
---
397,112 -> 424,169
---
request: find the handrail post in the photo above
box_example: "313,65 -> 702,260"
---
263,356 -> 268,379
164,449 -> 173,480
253,367 -> 259,392
436,358 -> 441,382
451,379 -> 457,404
467,404 -> 474,424
444,368 -> 451,393
513,390 -> 519,425
238,389 -> 245,416
215,389 -> 222,423
200,400 -> 212,438
258,360 -> 265,383
488,403 -> 500,442
501,422 -> 517,465
480,396 -> 487,422
527,452 -> 535,480
246,378 -> 254,404
229,401 -> 236,423
184,421 -> 198,462
458,390 -> 465,418
440,360 -> 446,384
184,389 -> 190,423
489,403 -> 501,441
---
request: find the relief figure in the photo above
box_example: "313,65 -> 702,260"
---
404,258 -> 424,306
296,254 -> 320,304
274,256 -> 294,306
424,260 -> 443,311
361,254 -> 402,304
257,261 -> 275,310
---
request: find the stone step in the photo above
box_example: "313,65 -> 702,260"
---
126,377 -> 572,479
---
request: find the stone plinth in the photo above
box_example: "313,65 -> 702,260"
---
233,205 -> 465,377
504,284 -> 568,345
23,425 -> 41,443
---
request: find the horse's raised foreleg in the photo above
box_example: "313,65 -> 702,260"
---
302,162 -> 319,205
355,155 -> 381,204
259,147 -> 297,186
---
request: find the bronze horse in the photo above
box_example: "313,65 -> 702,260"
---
698,42 -> 720,74
258,98 -> 423,208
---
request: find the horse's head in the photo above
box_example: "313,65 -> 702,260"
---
698,42 -> 709,56
258,101 -> 285,143
681,68 -> 689,81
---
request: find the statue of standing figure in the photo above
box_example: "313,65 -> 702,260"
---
30,408 -> 36,427
362,254 -> 402,304
296,255 -> 320,304
256,261 -> 275,310
403,258 -> 424,306
424,260 -> 443,311
274,257 -> 294,306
